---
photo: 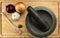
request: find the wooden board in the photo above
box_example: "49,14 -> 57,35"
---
2,1 -> 59,37
58,1 -> 60,37
2,2 -> 34,37
0,1 -> 2,36
29,0 -> 58,2
1,0 -> 30,3
0,0 -> 59,38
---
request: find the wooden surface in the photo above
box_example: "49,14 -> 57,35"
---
2,2 -> 33,37
58,1 -> 60,36
0,0 -> 59,38
2,1 -> 58,37
0,1 -> 2,36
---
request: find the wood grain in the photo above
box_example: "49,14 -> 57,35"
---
0,1 -> 2,36
0,0 -> 59,38
2,1 -> 58,38
2,2 -> 32,36
1,0 -> 30,2
29,0 -> 59,2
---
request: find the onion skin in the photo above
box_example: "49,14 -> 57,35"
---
15,2 -> 26,13
6,4 -> 15,13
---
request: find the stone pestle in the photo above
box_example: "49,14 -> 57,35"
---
27,6 -> 50,32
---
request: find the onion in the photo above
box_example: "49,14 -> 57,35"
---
15,2 -> 26,13
6,4 -> 15,13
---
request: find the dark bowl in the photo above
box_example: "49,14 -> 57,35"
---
26,6 -> 57,37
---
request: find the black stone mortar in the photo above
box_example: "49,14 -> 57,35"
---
26,6 -> 57,37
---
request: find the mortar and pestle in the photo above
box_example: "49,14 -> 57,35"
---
26,6 -> 56,37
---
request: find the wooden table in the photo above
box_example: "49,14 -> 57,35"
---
0,0 -> 60,38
